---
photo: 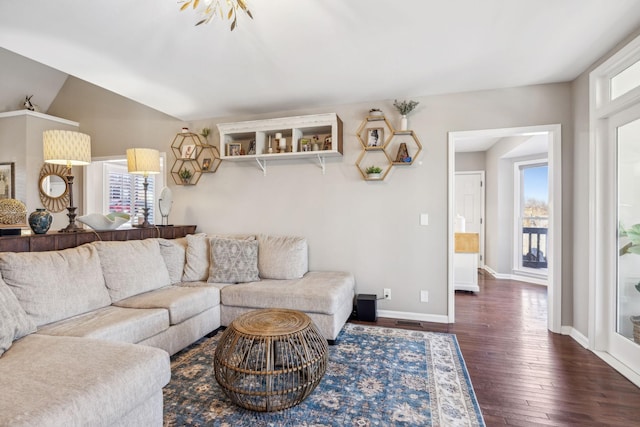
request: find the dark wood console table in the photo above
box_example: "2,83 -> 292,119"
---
0,225 -> 197,253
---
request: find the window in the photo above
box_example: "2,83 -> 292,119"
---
84,155 -> 165,227
105,162 -> 156,225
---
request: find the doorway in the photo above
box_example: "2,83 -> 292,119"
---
447,124 -> 562,334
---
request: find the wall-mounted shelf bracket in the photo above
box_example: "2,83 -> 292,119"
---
316,154 -> 326,174
256,158 -> 267,176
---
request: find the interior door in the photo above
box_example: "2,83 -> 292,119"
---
455,171 -> 485,266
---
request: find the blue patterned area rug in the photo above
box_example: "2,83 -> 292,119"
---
164,323 -> 485,426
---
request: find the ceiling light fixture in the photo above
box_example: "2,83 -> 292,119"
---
179,0 -> 253,31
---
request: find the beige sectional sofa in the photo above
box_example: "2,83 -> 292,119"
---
0,233 -> 355,426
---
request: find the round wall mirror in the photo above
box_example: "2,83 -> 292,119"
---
38,163 -> 69,213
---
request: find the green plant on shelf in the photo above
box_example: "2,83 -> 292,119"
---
178,167 -> 193,184
365,165 -> 383,174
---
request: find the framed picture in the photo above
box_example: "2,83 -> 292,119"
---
227,143 -> 242,156
181,144 -> 196,159
0,162 -> 15,200
367,128 -> 383,147
248,140 -> 256,155
323,136 -> 332,151
202,158 -> 212,171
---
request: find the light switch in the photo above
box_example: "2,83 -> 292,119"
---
420,213 -> 429,226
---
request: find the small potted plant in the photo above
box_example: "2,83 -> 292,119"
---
178,167 -> 193,184
393,99 -> 419,130
200,127 -> 211,139
365,165 -> 383,179
369,108 -> 383,117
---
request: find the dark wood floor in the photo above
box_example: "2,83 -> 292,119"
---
351,270 -> 640,426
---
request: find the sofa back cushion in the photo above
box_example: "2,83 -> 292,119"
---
93,239 -> 171,302
158,237 -> 187,284
0,245 -> 112,326
257,234 -> 308,279
0,275 -> 36,356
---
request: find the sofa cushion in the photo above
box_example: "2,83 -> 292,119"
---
221,271 -> 355,315
158,237 -> 187,284
0,245 -> 112,327
93,239 -> 171,302
0,334 -> 170,427
0,275 -> 36,357
257,234 -> 308,279
114,285 -> 219,325
208,237 -> 260,284
36,305 -> 169,344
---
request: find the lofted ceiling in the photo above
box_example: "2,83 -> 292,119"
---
1,1 -> 640,121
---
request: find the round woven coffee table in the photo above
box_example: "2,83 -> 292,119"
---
214,308 -> 328,412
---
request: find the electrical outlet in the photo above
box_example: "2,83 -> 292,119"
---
420,290 -> 429,302
383,288 -> 391,300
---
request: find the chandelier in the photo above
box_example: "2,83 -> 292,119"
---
179,0 -> 253,31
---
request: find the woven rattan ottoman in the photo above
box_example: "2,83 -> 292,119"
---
213,308 -> 328,412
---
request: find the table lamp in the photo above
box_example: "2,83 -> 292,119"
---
43,130 -> 91,232
126,148 -> 160,228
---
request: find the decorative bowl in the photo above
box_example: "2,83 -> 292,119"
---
77,212 -> 130,231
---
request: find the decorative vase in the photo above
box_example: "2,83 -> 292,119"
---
367,173 -> 381,180
400,115 -> 408,131
28,208 -> 52,234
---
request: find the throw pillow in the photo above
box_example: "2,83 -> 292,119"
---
184,233 -> 256,282
257,234 -> 308,279
208,237 -> 259,284
158,237 -> 187,284
183,233 -> 209,282
0,275 -> 36,357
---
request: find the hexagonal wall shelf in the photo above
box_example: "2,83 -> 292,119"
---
356,115 -> 394,150
386,130 -> 422,166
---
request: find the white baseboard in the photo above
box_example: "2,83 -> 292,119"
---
482,265 -> 548,286
592,350 -> 640,388
561,326 -> 589,348
377,310 -> 450,324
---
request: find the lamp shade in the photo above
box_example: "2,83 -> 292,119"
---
127,148 -> 161,175
43,130 -> 91,166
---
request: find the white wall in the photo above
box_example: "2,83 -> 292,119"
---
49,78 -> 574,322
0,111 -> 79,230
455,151 -> 485,172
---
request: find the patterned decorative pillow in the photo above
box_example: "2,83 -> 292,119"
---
0,275 -> 36,357
208,237 -> 260,284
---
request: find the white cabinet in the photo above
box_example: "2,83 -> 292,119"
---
454,253 -> 479,292
217,113 -> 343,175
454,232 -> 480,292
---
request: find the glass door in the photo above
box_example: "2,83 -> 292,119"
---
515,161 -> 549,275
607,106 -> 640,374
617,116 -> 640,345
